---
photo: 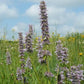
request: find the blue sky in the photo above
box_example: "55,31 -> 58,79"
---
0,0 -> 84,40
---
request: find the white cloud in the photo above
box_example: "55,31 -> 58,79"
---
25,4 -> 40,22
24,3 -> 84,35
0,0 -> 11,5
58,25 -> 76,35
12,23 -> 28,33
24,4 -> 76,25
22,0 -> 84,8
0,4 -> 18,20
74,12 -> 84,28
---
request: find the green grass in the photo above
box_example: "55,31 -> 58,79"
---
0,32 -> 84,84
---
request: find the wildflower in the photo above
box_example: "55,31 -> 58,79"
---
25,33 -> 33,52
67,65 -> 84,84
6,51 -> 11,65
18,32 -> 25,74
36,37 -> 38,40
45,72 -> 54,77
68,39 -> 71,41
58,71 -> 65,84
72,38 -> 75,41
18,32 -> 24,58
23,49 -> 27,52
55,40 -> 69,64
42,50 -> 52,56
37,37 -> 44,63
81,35 -> 84,38
25,57 -> 32,69
79,53 -> 83,56
16,67 -> 23,80
37,37 -> 51,64
55,40 -> 69,84
40,1 -> 50,44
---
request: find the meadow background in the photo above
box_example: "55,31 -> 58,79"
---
0,0 -> 84,84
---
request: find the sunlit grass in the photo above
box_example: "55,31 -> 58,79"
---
0,32 -> 84,84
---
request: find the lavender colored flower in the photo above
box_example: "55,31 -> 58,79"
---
55,40 -> 69,64
60,71 -> 65,83
37,37 -> 51,64
25,33 -> 33,53
6,51 -> 11,65
55,40 -> 70,84
16,67 -> 23,80
42,50 -> 52,56
40,1 -> 50,44
25,57 -> 32,69
45,71 -> 54,77
18,32 -> 25,75
36,37 -> 43,51
67,65 -> 84,84
18,32 -> 24,58
37,37 -> 44,63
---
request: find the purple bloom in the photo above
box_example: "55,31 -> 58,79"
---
25,57 -> 32,69
67,65 -> 84,84
25,33 -> 33,53
55,40 -> 69,64
16,67 -> 23,80
6,51 -> 11,65
40,1 -> 50,44
37,37 -> 51,64
18,32 -> 24,58
45,71 -> 54,77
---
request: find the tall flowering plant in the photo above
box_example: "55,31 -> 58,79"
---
40,1 -> 50,44
25,33 -> 33,53
17,32 -> 25,81
25,25 -> 33,53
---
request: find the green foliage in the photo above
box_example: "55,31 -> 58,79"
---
0,32 -> 84,84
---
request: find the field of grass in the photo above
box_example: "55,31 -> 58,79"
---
0,32 -> 84,84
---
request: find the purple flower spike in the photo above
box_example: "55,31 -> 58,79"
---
6,51 -> 12,65
25,33 -> 33,53
40,1 -> 50,44
37,37 -> 51,64
55,40 -> 69,64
